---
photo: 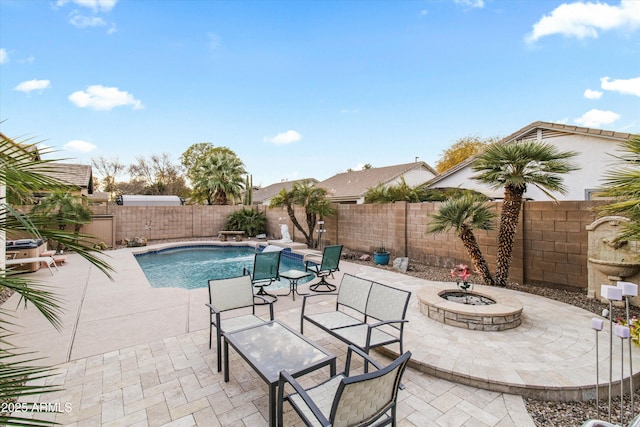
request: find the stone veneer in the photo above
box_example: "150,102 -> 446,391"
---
417,284 -> 523,331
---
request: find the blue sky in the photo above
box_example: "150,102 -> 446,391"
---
1,0 -> 639,188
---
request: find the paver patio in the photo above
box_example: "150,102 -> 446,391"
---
4,241 -> 635,426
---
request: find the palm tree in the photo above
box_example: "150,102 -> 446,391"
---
192,153 -> 246,205
472,140 -> 578,287
1,136 -> 114,426
595,135 -> 640,242
31,190 -> 93,252
429,195 -> 497,286
270,180 -> 334,248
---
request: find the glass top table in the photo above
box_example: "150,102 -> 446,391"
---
223,320 -> 336,426
278,269 -> 313,300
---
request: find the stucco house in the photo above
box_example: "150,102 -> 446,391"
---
426,121 -> 638,201
318,161 -> 438,204
252,178 -> 319,205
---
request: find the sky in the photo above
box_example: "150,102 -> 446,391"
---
1,0 -> 639,189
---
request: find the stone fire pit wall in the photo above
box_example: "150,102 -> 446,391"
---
417,283 -> 523,331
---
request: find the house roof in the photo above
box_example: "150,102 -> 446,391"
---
40,163 -> 94,192
427,120 -> 638,188
252,178 -> 319,204
319,161 -> 437,202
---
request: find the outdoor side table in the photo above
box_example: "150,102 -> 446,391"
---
278,269 -> 312,300
223,320 -> 336,426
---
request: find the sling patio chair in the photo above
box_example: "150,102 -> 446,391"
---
277,345 -> 411,427
305,244 -> 343,292
244,249 -> 282,303
206,274 -> 274,372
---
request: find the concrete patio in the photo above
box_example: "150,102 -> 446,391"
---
4,241 -> 636,426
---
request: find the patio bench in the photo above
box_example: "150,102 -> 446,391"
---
300,273 -> 411,356
218,230 -> 244,241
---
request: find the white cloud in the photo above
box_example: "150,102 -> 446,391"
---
56,0 -> 117,13
526,0 -> 640,43
264,130 -> 302,145
68,85 -> 144,110
574,109 -> 620,127
69,12 -> 107,29
65,139 -> 96,152
454,0 -> 484,8
0,48 -> 7,64
340,108 -> 359,114
14,79 -> 51,93
583,88 -> 602,99
601,76 -> 640,96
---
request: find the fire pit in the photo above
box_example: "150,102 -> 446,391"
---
417,284 -> 523,331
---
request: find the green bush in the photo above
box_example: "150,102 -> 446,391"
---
225,208 -> 266,237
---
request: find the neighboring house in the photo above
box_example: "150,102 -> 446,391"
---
426,121 -> 638,201
37,163 -> 94,199
252,178 -> 319,205
87,191 -> 110,205
1,132 -> 94,201
319,161 -> 438,204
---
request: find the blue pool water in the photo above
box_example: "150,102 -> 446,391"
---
134,245 -> 313,290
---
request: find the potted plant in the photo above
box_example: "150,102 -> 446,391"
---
373,245 -> 390,265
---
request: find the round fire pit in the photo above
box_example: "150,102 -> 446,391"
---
417,284 -> 523,331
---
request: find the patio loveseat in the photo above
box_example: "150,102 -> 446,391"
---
300,273 -> 411,357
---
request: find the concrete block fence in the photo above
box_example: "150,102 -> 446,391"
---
77,200 -> 606,290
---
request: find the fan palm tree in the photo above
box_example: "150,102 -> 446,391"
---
192,153 -> 246,205
1,136 -> 114,426
270,180 -> 334,248
472,140 -> 578,287
31,190 -> 93,252
429,195 -> 497,286
595,135 -> 640,242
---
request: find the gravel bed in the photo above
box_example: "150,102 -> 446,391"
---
344,251 -> 640,427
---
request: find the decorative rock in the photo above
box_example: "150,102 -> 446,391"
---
359,254 -> 370,261
393,257 -> 409,273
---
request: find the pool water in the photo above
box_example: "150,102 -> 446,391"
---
134,245 -> 314,290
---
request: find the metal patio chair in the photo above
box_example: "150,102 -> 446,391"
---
305,244 -> 343,292
206,274 -> 274,372
277,345 -> 411,427
244,249 -> 282,303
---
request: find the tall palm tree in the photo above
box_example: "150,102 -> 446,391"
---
429,195 -> 497,286
270,180 -> 334,248
192,153 -> 246,205
1,136 -> 114,426
595,135 -> 640,242
472,140 -> 578,287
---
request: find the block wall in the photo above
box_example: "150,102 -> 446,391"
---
72,200 -> 611,290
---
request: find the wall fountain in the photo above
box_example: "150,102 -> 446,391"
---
586,216 -> 640,302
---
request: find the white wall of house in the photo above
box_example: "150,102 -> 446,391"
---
430,132 -> 627,201
388,168 -> 437,187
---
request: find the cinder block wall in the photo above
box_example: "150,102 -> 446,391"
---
78,200 -> 609,290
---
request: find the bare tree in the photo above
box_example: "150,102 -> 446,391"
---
91,156 -> 125,198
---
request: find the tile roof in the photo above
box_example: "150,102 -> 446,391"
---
252,178 -> 319,204
39,163 -> 93,190
319,161 -> 437,201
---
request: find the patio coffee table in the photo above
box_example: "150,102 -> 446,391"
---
223,320 -> 336,426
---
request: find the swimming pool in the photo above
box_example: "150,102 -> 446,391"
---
134,245 -> 314,290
